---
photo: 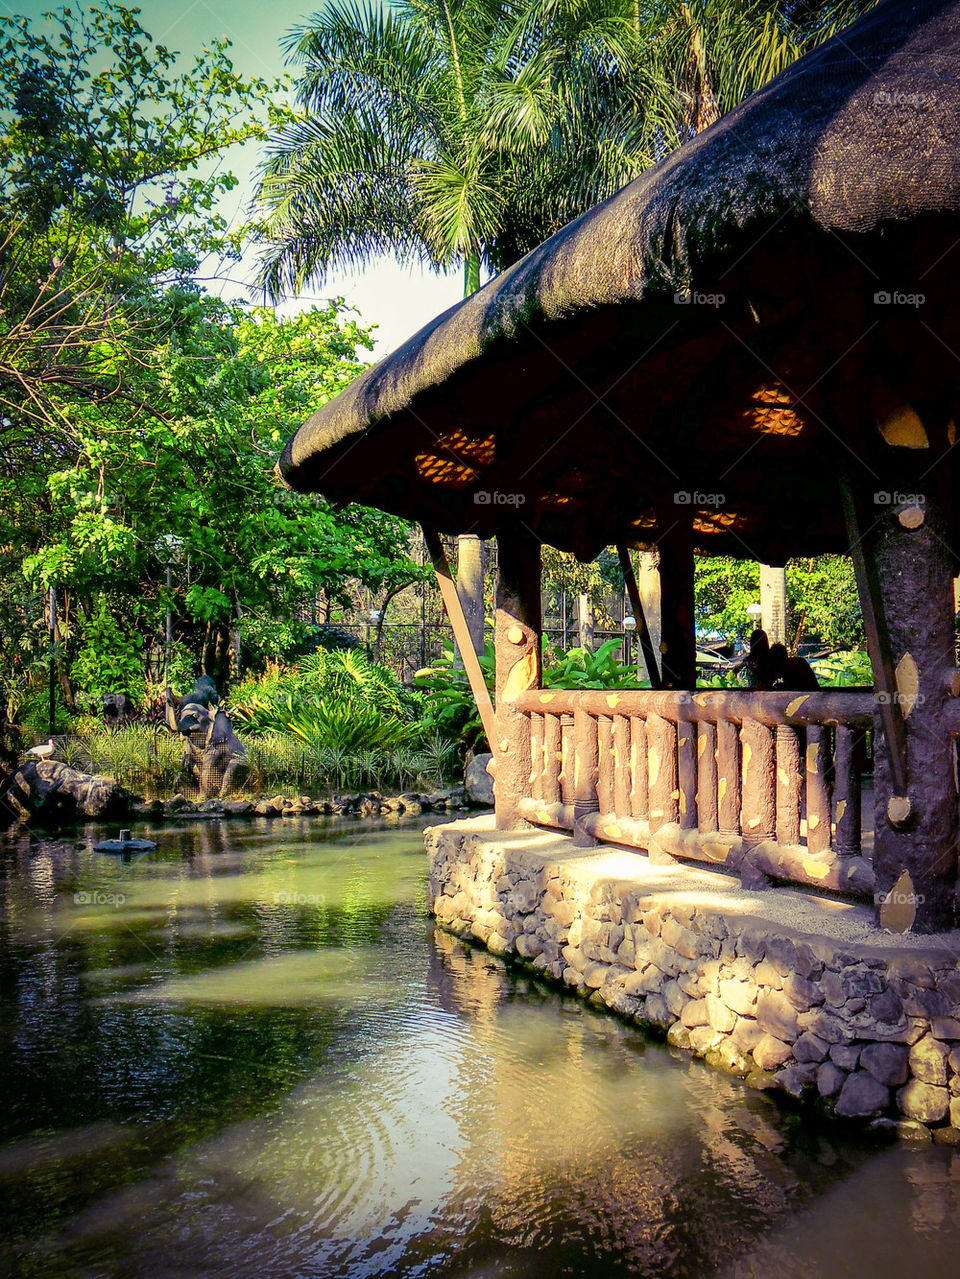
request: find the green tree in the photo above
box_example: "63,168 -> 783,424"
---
0,3 -> 426,710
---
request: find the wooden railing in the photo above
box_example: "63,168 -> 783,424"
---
514,688 -> 876,898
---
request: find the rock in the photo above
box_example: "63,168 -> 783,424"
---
869,988 -> 904,1024
756,989 -> 800,1042
681,999 -> 710,1029
860,1042 -> 909,1087
933,1127 -> 960,1146
931,1017 -> 960,1040
953,1097 -> 960,1128
753,1034 -> 794,1071
667,1023 -> 692,1050
1,759 -> 133,825
464,754 -> 495,807
718,977 -> 757,1016
909,1035 -> 950,1085
706,994 -> 737,1033
777,1064 -> 816,1098
712,1038 -> 752,1077
783,973 -> 824,1012
221,799 -> 253,816
793,1032 -> 829,1063
732,1016 -> 764,1053
835,1072 -> 890,1118
689,1026 -> 724,1053
830,1043 -> 861,1071
817,1062 -> 846,1098
898,1080 -> 949,1124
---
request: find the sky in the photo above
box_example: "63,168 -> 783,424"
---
8,0 -> 464,357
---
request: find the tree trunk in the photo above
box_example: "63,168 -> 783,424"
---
577,592 -> 594,650
455,533 -> 485,662
760,564 -> 787,643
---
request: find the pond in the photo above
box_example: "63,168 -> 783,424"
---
1,816 -> 959,1278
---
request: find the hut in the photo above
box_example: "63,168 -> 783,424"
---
280,0 -> 960,934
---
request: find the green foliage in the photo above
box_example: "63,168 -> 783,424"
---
811,650 -> 873,687
414,640 -> 496,751
695,555 -> 863,651
543,639 -> 641,689
71,600 -> 145,705
230,648 -> 422,751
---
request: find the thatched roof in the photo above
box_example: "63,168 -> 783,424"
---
280,0 -> 960,563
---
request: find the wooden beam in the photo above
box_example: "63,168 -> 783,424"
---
837,472 -> 908,794
617,543 -> 663,689
422,525 -> 500,756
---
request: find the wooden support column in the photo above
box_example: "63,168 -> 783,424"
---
629,717 -> 649,820
869,496 -> 957,931
613,715 -> 631,819
805,726 -> 832,856
423,526 -> 499,753
655,507 -> 696,690
833,725 -> 862,857
617,543 -> 662,688
494,521 -> 542,829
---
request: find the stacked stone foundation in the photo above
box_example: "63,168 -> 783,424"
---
426,817 -> 960,1139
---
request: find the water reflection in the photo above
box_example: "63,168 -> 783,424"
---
1,817 -> 958,1277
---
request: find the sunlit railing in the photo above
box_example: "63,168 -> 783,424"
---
514,688 -> 875,899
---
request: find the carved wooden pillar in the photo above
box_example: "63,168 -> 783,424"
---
871,497 -> 957,932
494,523 -> 542,829
656,508 -> 696,689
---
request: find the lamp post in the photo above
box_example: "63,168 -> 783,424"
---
156,535 -> 184,690
367,609 -> 381,660
623,613 -> 637,681
48,583 -> 57,736
746,601 -> 763,631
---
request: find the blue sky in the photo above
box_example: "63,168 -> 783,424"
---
8,0 -> 464,356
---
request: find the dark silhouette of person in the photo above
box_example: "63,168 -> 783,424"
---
743,629 -> 819,690
766,642 -> 820,690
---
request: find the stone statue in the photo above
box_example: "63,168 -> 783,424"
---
166,676 -> 246,797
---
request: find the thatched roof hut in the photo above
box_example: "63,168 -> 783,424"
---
280,0 -> 960,565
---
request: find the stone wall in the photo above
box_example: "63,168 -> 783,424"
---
426,817 -> 960,1140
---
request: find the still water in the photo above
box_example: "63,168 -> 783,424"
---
2,816 -> 960,1278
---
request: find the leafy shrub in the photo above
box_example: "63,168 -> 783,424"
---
811,650 -> 873,687
542,639 -> 640,690
71,601 -> 145,707
414,640 -> 495,752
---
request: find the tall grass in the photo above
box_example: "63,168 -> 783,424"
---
50,724 -> 459,799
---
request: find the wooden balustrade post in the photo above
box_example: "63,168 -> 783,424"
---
697,722 -> 718,834
597,716 -> 615,814
677,720 -> 698,830
494,522 -> 542,828
530,712 -> 544,802
630,717 -> 649,820
805,725 -> 832,856
717,719 -> 741,835
573,707 -> 600,846
833,725 -> 862,856
613,715 -> 631,817
543,714 -> 561,805
560,714 -> 574,806
775,724 -> 802,846
741,718 -> 776,845
646,711 -> 678,834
